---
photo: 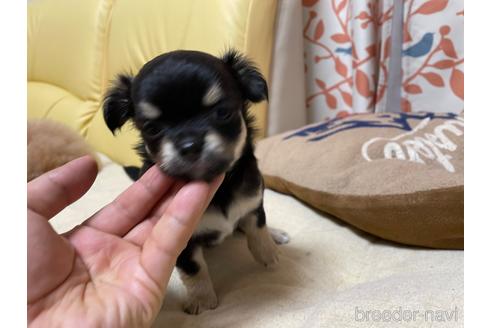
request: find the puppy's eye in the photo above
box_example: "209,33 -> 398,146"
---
143,122 -> 162,137
215,108 -> 233,122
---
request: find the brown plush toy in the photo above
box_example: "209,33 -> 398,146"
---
27,119 -> 100,181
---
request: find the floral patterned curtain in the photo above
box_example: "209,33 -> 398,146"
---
400,0 -> 464,113
302,0 -> 464,123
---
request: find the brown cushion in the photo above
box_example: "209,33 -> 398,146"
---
256,112 -> 464,249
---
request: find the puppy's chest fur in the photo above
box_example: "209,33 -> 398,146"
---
196,188 -> 262,245
194,153 -> 263,245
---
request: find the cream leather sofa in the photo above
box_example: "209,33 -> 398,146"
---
28,0 -> 277,166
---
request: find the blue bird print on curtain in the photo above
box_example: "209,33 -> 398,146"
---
402,32 -> 434,57
335,47 -> 352,55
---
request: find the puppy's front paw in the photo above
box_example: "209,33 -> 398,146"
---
184,293 -> 218,315
269,227 -> 290,245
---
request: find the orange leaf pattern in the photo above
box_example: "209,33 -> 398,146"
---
303,0 -> 394,121
330,33 -> 350,43
335,0 -> 348,14
340,90 -> 353,107
324,92 -> 338,109
440,38 -> 458,58
421,72 -> 445,87
404,84 -> 423,94
334,57 -> 348,77
314,20 -> 325,41
401,0 -> 463,113
315,79 -> 327,89
355,70 -> 372,98
432,59 -> 456,69
303,0 -> 463,122
450,69 -> 464,100
414,0 -> 449,15
401,98 -> 412,112
415,0 -> 448,15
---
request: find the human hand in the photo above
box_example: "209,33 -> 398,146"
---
27,156 -> 223,327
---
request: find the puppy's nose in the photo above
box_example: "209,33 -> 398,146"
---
177,137 -> 203,159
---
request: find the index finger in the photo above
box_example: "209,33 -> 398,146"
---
84,165 -> 175,236
139,174 -> 223,290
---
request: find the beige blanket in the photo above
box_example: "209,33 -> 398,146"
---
52,155 -> 463,327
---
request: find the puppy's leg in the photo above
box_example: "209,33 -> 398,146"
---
239,205 -> 280,267
176,244 -> 217,315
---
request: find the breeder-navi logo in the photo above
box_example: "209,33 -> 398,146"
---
354,306 -> 460,323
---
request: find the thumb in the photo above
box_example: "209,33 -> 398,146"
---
27,156 -> 98,219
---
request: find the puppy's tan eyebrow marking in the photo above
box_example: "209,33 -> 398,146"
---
139,102 -> 161,119
202,83 -> 223,106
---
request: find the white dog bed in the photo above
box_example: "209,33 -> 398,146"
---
52,155 -> 463,328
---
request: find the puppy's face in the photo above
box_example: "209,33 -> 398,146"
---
104,50 -> 267,181
133,63 -> 247,181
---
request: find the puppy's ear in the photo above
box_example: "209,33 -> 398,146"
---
222,50 -> 268,103
103,74 -> 134,134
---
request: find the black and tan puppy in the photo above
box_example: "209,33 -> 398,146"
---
103,50 -> 288,314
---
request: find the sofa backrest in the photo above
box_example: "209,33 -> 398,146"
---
28,0 -> 278,166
